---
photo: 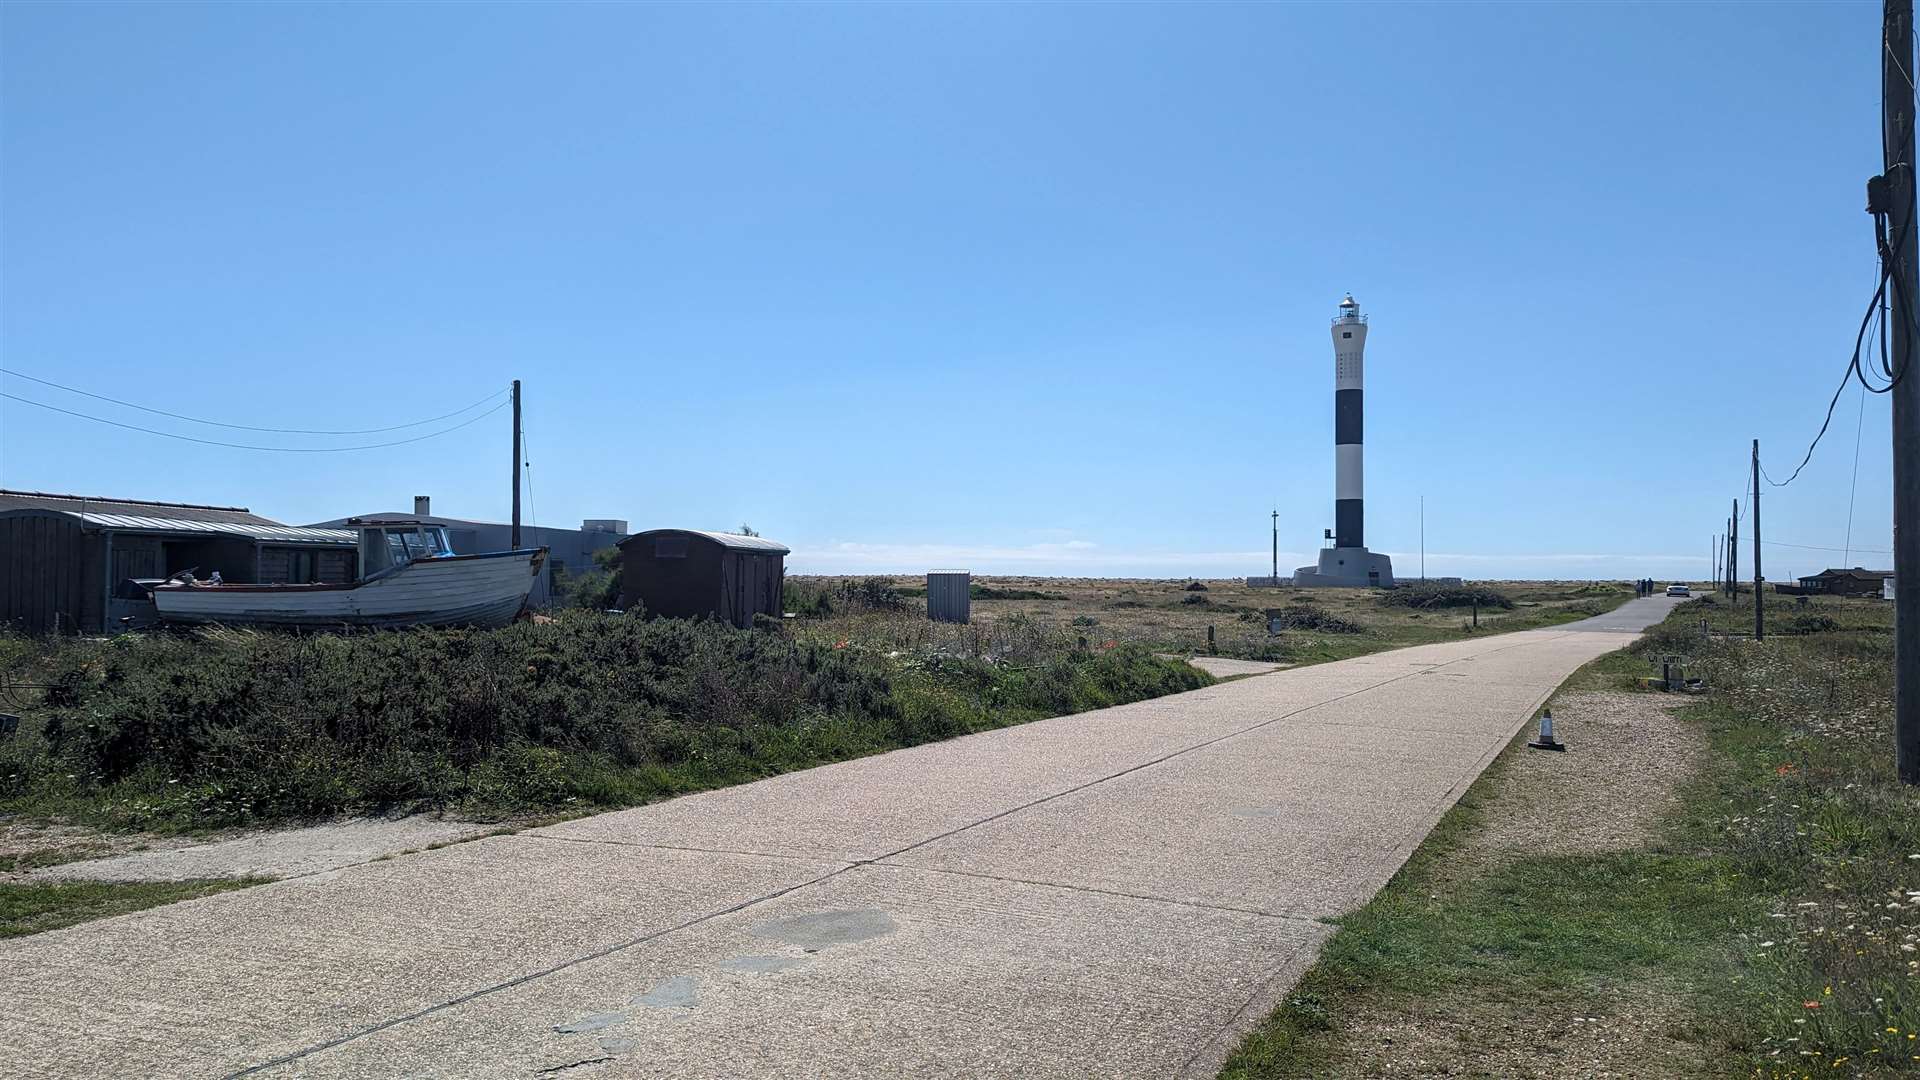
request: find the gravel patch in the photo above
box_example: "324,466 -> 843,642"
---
21,816 -> 498,883
0,820 -> 195,873
1458,690 -> 1706,871
1323,983 -> 1702,1079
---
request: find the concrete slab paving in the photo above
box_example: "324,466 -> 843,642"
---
0,594 -> 1691,1079
261,864 -> 1331,1080
1180,655 -> 1289,678
0,838 -> 843,1078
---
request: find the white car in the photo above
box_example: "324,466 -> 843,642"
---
1665,584 -> 1690,597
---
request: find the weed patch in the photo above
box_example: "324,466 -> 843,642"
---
1,878 -> 265,938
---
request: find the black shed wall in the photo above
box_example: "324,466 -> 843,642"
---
0,511 -> 96,634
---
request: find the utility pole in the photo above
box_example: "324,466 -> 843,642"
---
511,379 -> 522,549
1270,509 -> 1278,582
1420,495 -> 1426,580
1724,518 -> 1731,595
1753,439 -> 1764,641
1885,0 -> 1920,783
1730,499 -> 1740,600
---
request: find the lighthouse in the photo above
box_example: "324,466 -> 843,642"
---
1293,294 -> 1395,588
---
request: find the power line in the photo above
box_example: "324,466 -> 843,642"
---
1846,378 -> 1869,563
2,392 -> 510,452
1764,138 -> 1918,488
0,367 -> 507,435
522,426 -> 537,530
1762,538 -> 1893,555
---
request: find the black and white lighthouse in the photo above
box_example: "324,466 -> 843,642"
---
1294,294 -> 1395,587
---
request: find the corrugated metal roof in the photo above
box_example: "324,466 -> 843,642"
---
625,529 -> 790,554
65,511 -> 357,546
0,489 -> 279,525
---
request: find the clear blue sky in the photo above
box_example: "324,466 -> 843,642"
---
0,1 -> 1898,580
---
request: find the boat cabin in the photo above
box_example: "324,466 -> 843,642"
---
349,519 -> 457,579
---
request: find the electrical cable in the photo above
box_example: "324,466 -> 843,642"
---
0,367 -> 507,435
1763,538 -> 1892,555
1763,32 -> 1918,488
523,427 -> 537,529
1845,373 -> 1869,565
1,392 -> 509,452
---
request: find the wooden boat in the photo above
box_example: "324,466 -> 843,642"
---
151,519 -> 547,629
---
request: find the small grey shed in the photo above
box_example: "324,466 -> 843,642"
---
927,569 -> 971,624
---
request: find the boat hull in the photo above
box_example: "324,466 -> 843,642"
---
151,550 -> 545,629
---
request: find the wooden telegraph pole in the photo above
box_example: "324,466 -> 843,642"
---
1885,0 -> 1920,783
1730,499 -> 1740,600
1753,439 -> 1764,641
511,379 -> 522,550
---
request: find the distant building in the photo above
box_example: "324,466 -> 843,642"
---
308,497 -> 625,607
1779,567 -> 1894,598
0,489 -> 356,634
617,529 -> 788,628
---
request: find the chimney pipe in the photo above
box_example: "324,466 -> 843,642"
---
414,495 -> 431,517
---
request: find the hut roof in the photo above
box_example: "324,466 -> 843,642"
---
622,529 -> 789,554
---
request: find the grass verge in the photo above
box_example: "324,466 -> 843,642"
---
1220,593 -> 1910,1079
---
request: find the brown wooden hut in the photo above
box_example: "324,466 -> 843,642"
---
1786,568 -> 1894,597
617,529 -> 788,628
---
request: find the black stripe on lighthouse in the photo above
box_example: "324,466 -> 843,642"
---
1334,389 -> 1363,444
1335,387 -> 1363,549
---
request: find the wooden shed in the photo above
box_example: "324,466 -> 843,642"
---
618,529 -> 789,629
1789,568 -> 1894,598
0,490 -> 356,634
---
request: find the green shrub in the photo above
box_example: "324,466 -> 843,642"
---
0,618 -> 1207,829
971,585 -> 1065,601
838,578 -> 908,611
558,547 -> 623,610
1266,606 -> 1363,634
1378,584 -> 1514,611
782,581 -> 834,617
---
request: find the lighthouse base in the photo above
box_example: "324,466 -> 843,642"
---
1291,547 -> 1395,589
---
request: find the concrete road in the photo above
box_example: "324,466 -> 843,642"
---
0,595 -> 1689,1080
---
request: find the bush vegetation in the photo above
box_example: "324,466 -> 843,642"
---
1376,583 -> 1514,611
556,547 -> 623,611
0,614 -> 1207,831
971,584 -> 1065,601
1264,605 -> 1363,634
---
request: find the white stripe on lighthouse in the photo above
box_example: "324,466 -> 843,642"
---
1336,444 -> 1365,501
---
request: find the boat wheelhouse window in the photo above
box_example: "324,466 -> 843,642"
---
654,535 -> 689,558
359,524 -> 452,575
386,529 -> 416,564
